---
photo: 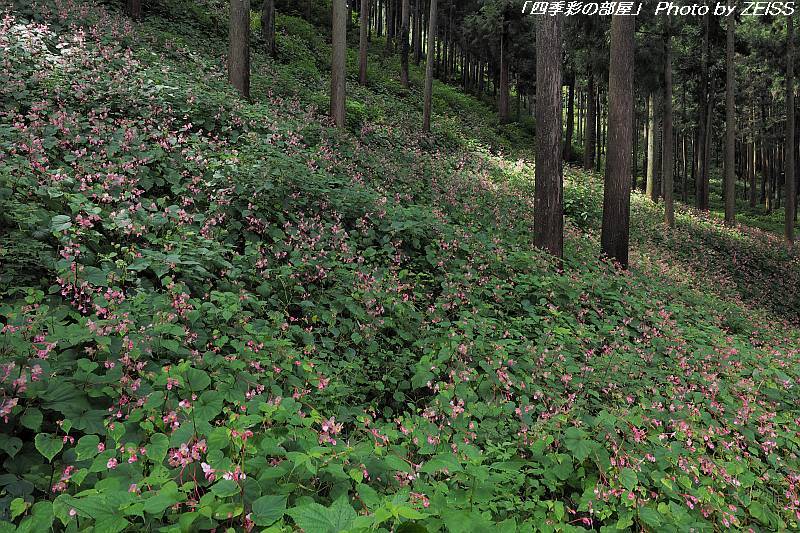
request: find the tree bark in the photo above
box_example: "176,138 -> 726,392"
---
126,0 -> 142,20
786,13 -> 796,244
601,14 -> 635,268
359,0 -> 370,85
400,0 -> 410,87
697,13 -> 711,210
584,69 -> 596,171
386,0 -> 395,53
499,24 -> 510,123
423,0 -> 437,132
331,0 -> 347,127
724,13 -> 736,226
228,0 -> 250,99
534,13 -> 564,259
565,71 -> 575,161
413,0 -> 422,64
663,20 -> 674,226
261,0 -> 276,57
646,91 -> 659,202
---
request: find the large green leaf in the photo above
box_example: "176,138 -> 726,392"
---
34,433 -> 63,462
288,497 -> 357,533
251,494 -> 287,526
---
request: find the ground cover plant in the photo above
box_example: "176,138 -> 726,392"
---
1,0 -> 800,532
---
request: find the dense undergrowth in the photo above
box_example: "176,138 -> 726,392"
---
1,1 -> 800,531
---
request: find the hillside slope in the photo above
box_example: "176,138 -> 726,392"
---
1,1 -> 800,531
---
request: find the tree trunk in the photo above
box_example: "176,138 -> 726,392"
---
400,0 -> 410,87
331,0 -> 347,127
126,0 -> 142,20
499,24 -> 510,123
646,92 -> 659,202
261,0 -> 276,57
697,13 -> 711,210
584,69 -> 596,171
534,13 -> 564,259
786,13 -> 796,244
423,0 -> 437,132
724,13 -> 736,226
601,14 -> 635,268
565,71 -> 575,161
386,0 -> 395,53
413,0 -> 422,64
663,21 -> 675,226
359,0 -> 370,85
228,0 -> 250,99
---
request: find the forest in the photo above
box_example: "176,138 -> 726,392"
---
1,0 -> 800,531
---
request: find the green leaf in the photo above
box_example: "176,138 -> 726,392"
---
288,503 -> 332,533
210,479 -> 240,498
251,495 -> 287,526
563,427 -> 595,462
0,435 -> 23,458
620,468 -> 638,491
143,481 -> 182,515
35,433 -> 63,462
75,435 -> 101,460
50,215 -> 72,232
638,506 -> 662,528
20,408 -> 43,431
288,497 -> 357,533
419,453 -> 463,474
10,498 -> 27,520
146,433 -> 169,463
184,367 -> 211,391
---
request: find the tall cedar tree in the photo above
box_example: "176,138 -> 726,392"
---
359,0 -> 369,85
696,13 -> 711,210
331,0 -> 347,127
228,0 -> 250,99
534,14 -> 564,258
601,14 -> 635,268
584,70 -> 596,171
126,0 -> 142,20
663,19 -> 674,226
261,0 -> 276,58
786,14 -> 796,245
423,0 -> 438,132
724,13 -> 736,226
499,17 -> 510,124
400,0 -> 411,87
646,92 -> 659,202
564,72 -> 575,161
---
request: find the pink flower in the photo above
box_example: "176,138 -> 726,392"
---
107,457 -> 118,469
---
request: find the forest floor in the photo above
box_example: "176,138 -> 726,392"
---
2,1 -> 800,531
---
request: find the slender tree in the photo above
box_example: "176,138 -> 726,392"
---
724,12 -> 736,226
499,17 -> 510,123
423,0 -> 438,132
564,71 -> 575,161
584,70 -> 596,171
400,0 -> 411,87
359,0 -> 370,85
228,0 -> 250,99
646,92 -> 659,202
696,13 -> 711,210
534,13 -> 564,258
126,0 -> 142,20
601,13 -> 635,268
261,0 -> 276,58
331,0 -> 347,127
786,14 -> 796,245
663,18 -> 674,226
